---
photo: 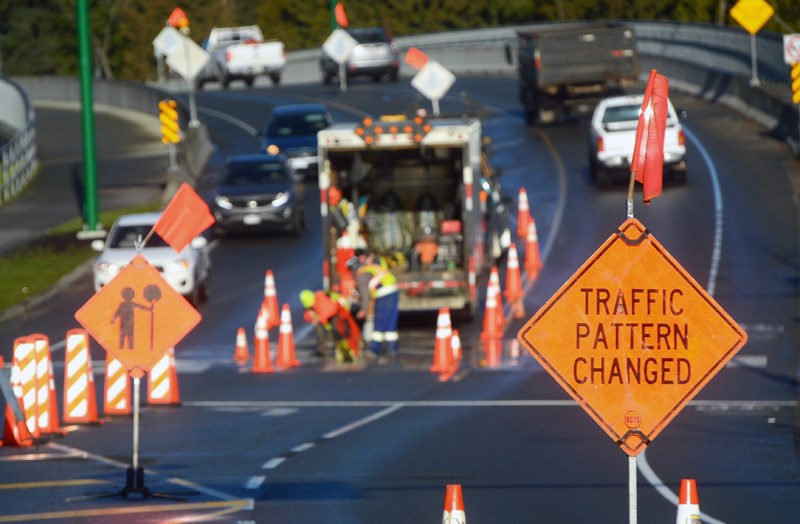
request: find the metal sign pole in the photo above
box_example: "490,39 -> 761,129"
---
131,375 -> 141,475
432,99 -> 440,116
749,34 -> 760,87
629,456 -> 637,524
339,63 -> 347,92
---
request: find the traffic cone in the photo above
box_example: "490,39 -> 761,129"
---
430,308 -> 455,377
441,484 -> 466,523
451,329 -> 462,364
3,337 -> 35,447
12,336 -> 40,441
263,270 -> 280,329
147,347 -> 181,405
488,266 -> 505,330
103,353 -> 131,416
525,219 -> 543,277
517,187 -> 530,238
276,304 -> 301,369
252,308 -> 275,373
63,329 -> 101,425
675,478 -> 701,524
504,243 -> 525,319
233,327 -> 251,363
482,274 -> 504,341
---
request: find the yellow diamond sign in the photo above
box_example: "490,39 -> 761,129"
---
730,0 -> 774,35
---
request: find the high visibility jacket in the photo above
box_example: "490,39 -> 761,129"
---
303,291 -> 338,326
356,263 -> 398,299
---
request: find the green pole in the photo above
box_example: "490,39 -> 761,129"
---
330,0 -> 337,32
77,0 -> 100,232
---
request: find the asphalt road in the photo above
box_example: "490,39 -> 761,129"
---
0,75 -> 798,523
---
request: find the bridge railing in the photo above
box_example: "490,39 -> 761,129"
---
0,77 -> 37,206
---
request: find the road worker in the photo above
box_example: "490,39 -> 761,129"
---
299,289 -> 360,362
352,252 -> 399,361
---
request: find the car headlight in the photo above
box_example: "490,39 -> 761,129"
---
96,261 -> 120,276
272,192 -> 290,207
166,259 -> 191,273
215,195 -> 232,209
266,144 -> 280,155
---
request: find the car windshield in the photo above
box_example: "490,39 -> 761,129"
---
349,29 -> 389,44
266,112 -> 328,137
108,224 -> 168,249
602,104 -> 641,124
220,161 -> 289,186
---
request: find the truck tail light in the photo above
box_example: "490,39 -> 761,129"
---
678,129 -> 685,146
225,50 -> 233,63
597,136 -> 604,153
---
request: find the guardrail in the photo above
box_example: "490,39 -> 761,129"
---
1,20 -> 797,202
0,77 -> 37,206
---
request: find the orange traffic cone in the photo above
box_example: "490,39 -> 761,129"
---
430,308 -> 455,376
441,484 -> 466,523
482,274 -> 504,341
504,243 -> 525,319
276,304 -> 301,369
488,266 -> 505,330
252,308 -> 275,373
103,353 -> 131,416
676,478 -> 701,524
517,187 -> 530,238
147,347 -> 181,405
63,329 -> 101,425
263,270 -> 280,329
525,219 -> 543,277
233,327 -> 251,363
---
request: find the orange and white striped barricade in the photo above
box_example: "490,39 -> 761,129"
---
147,347 -> 181,405
63,329 -> 101,424
103,353 -> 131,416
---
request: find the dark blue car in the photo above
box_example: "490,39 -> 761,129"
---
259,104 -> 333,181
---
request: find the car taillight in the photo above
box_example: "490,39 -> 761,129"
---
597,136 -> 604,153
226,50 -> 232,62
678,129 -> 685,146
534,50 -> 541,70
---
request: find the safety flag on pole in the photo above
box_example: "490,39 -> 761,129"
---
153,183 -> 215,253
335,2 -> 349,28
631,69 -> 669,204
405,47 -> 429,70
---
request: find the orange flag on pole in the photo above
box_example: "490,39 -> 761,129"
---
153,183 -> 215,253
405,47 -> 429,70
335,3 -> 349,28
631,69 -> 669,204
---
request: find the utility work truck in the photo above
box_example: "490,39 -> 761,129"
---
317,114 -> 511,319
512,22 -> 639,125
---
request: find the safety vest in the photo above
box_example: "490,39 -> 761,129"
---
357,264 -> 398,298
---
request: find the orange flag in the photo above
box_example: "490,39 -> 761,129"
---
153,183 -> 215,253
405,47 -> 429,70
631,69 -> 669,204
335,3 -> 349,28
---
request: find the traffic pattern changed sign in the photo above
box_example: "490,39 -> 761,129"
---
517,218 -> 747,456
75,254 -> 201,379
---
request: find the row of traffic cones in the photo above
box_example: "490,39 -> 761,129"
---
436,478 -> 701,522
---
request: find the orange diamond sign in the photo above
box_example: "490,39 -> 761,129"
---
517,219 -> 747,456
75,255 -> 201,379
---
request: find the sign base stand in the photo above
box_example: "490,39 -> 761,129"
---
66,378 -> 193,503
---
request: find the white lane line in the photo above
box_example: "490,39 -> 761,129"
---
245,476 -> 265,490
291,442 -> 315,453
322,403 -> 404,440
637,124 -> 728,523
261,457 -> 285,470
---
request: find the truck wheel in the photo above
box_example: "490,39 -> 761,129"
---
270,73 -> 281,85
221,75 -> 231,89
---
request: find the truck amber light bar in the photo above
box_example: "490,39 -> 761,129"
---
354,115 -> 431,146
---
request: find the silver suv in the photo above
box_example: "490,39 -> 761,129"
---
587,94 -> 687,187
320,27 -> 399,84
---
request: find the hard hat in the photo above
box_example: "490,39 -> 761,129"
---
329,186 -> 342,206
299,290 -> 315,309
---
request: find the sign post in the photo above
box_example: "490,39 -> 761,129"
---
322,28 -> 357,92
729,0 -> 775,87
74,254 -> 201,500
410,60 -> 456,116
517,218 -> 747,521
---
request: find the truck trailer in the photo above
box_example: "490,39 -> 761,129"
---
317,114 -> 511,319
514,22 -> 639,125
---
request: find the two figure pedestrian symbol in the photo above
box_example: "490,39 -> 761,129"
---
111,285 -> 162,350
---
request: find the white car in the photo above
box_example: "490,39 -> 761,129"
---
91,212 -> 211,305
588,94 -> 687,186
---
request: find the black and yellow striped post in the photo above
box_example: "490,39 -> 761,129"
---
792,62 -> 800,105
159,99 -> 181,144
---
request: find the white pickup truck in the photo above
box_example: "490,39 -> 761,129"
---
195,26 -> 286,89
587,94 -> 687,187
